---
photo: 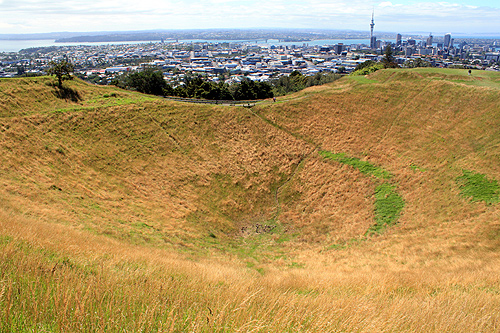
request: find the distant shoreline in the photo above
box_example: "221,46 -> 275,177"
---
2,36 -> 499,53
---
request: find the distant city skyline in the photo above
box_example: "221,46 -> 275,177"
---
1,0 -> 499,36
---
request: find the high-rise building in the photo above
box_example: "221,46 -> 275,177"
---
444,33 -> 452,49
396,34 -> 402,46
426,33 -> 433,47
334,43 -> 344,54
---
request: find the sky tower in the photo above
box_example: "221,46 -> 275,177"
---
370,10 -> 376,49
370,11 -> 375,38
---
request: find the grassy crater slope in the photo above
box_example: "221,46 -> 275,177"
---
1,70 -> 500,332
0,76 -> 313,250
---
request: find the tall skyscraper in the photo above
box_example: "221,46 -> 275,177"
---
396,34 -> 402,46
444,33 -> 452,49
370,11 -> 376,49
426,33 -> 433,47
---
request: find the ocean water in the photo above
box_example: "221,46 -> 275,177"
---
0,39 -> 153,52
0,38 -> 378,53
1,39 -> 57,52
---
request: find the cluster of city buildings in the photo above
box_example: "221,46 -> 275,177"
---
1,27 -> 499,82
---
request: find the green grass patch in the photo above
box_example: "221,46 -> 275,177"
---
367,183 -> 405,234
0,235 -> 13,245
347,75 -> 379,84
350,63 -> 385,77
456,170 -> 500,204
288,261 -> 306,269
319,151 -> 392,179
319,150 -> 403,234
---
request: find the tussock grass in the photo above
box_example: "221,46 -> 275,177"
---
2,212 -> 500,332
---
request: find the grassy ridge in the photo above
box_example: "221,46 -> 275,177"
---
257,68 -> 500,215
1,70 -> 500,331
0,76 -> 157,117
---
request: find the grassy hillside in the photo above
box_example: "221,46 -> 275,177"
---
1,70 -> 500,332
0,76 -> 312,250
257,69 -> 500,239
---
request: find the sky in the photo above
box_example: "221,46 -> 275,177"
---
1,0 -> 499,36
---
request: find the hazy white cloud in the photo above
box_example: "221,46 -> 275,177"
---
0,0 -> 499,34
0,21 -> 15,29
379,2 -> 401,7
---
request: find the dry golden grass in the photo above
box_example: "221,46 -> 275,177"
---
278,155 -> 375,243
1,70 -> 500,331
256,68 -> 500,228
2,207 -> 499,332
0,83 -> 312,247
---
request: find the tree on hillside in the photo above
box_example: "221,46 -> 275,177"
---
232,78 -> 273,100
404,57 -> 432,68
353,60 -> 376,72
271,71 -> 340,96
47,60 -> 74,88
17,65 -> 25,76
272,70 -> 306,95
381,45 -> 398,68
337,66 -> 347,74
119,68 -> 167,95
